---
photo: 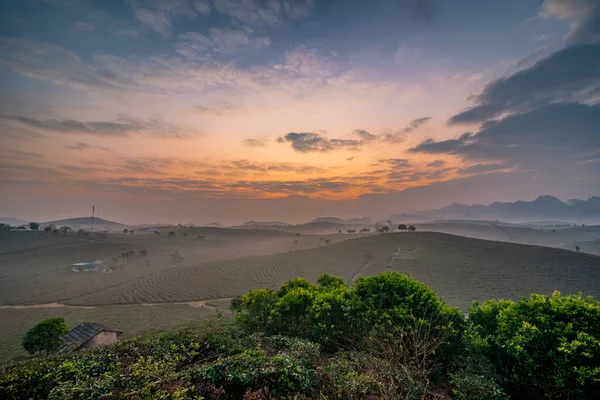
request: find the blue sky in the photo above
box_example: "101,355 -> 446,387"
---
0,0 -> 599,224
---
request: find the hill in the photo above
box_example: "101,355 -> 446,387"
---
44,217 -> 127,230
308,216 -> 346,224
0,218 -> 29,227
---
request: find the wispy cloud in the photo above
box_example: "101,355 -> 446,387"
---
242,137 -> 268,147
5,114 -> 198,139
66,141 -> 91,150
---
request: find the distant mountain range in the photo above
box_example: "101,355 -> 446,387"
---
392,196 -> 600,223
242,220 -> 292,227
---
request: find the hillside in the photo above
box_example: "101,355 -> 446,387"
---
56,232 -> 600,309
44,216 -> 127,230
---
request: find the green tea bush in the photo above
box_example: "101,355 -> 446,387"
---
469,292 -> 600,399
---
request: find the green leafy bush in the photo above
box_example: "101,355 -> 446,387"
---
188,336 -> 319,398
469,291 -> 600,399
21,317 -> 68,356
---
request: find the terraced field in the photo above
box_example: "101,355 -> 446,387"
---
63,232 -> 600,310
0,229 -> 354,305
3,229 -> 599,362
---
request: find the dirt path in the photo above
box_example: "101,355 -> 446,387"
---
0,298 -> 234,311
352,237 -> 380,281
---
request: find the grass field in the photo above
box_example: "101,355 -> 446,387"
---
0,304 -> 217,362
2,228 -> 599,362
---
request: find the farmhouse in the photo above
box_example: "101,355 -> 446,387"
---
58,322 -> 122,353
71,260 -> 105,272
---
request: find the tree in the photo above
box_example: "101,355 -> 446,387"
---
59,226 -> 70,235
168,231 -> 175,236
379,225 -> 390,233
22,317 -> 68,356
575,245 -> 580,252
29,222 -> 40,231
408,225 -> 416,232
398,224 -> 408,232
123,229 -> 129,234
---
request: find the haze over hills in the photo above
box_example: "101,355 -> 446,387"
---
392,196 -> 600,224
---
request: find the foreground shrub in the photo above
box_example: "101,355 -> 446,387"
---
469,292 -> 600,399
188,336 -> 319,398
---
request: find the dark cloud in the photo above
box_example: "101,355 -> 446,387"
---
408,132 -> 474,154
448,44 -> 600,125
278,132 -> 363,153
278,125 -> 416,153
412,103 -> 600,168
347,156 -> 355,161
66,141 -> 91,150
242,138 -> 268,147
426,160 -> 446,168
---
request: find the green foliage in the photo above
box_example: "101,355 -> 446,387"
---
4,274 -> 600,400
450,369 -> 506,400
28,222 -> 39,230
469,291 -> 600,399
189,335 -> 318,398
21,317 -> 68,356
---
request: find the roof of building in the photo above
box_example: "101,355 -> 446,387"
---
58,322 -> 121,353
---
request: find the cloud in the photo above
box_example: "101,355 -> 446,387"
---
543,0 -> 600,44
6,114 -> 197,139
72,21 -> 94,32
130,0 -> 199,35
242,137 -> 268,147
277,128 -> 382,153
448,44 -> 600,125
177,28 -> 270,58
377,117 -> 430,144
66,141 -> 91,150
412,103 -> 600,169
347,157 -> 355,161
380,158 -> 412,168
457,163 -> 508,175
404,116 -> 431,132
427,160 -> 446,168
211,0 -> 314,27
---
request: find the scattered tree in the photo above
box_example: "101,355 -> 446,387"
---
378,225 -> 390,233
29,222 -> 40,231
59,226 -> 71,235
408,225 -> 416,232
575,245 -> 580,253
168,231 -> 175,236
398,224 -> 408,232
22,317 -> 68,356
123,229 -> 129,234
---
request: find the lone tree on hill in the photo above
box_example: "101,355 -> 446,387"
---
123,229 -> 129,234
379,225 -> 390,233
576,245 -> 580,253
398,224 -> 407,232
408,225 -> 416,232
22,317 -> 68,356
29,222 -> 40,231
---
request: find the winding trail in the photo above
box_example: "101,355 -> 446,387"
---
0,298 -> 234,311
352,237 -> 380,281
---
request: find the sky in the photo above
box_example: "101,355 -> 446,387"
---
1,0 -> 599,224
